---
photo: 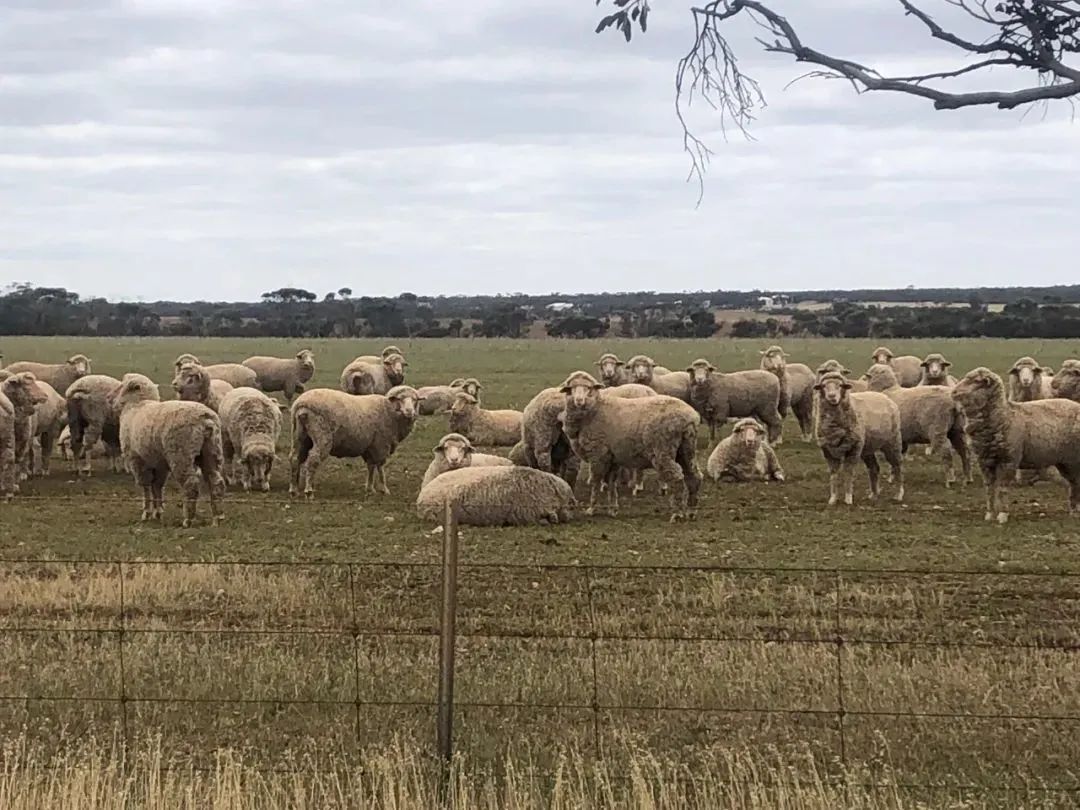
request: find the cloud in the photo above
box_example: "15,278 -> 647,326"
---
0,0 -> 1076,299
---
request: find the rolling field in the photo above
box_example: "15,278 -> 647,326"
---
3,335 -> 1080,808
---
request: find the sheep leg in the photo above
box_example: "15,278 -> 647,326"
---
864,454 -> 881,500
586,460 -> 611,517
150,467 -> 167,521
840,454 -> 859,506
983,464 -> 1011,523
604,468 -> 620,516
376,465 -> 391,496
763,409 -> 783,446
77,422 -> 104,477
535,447 -> 553,474
199,453 -> 226,525
38,431 -> 54,477
129,460 -> 154,521
221,433 -> 236,488
931,433 -> 955,488
882,446 -> 904,502
174,462 -> 201,528
654,452 -> 688,521
824,456 -> 843,506
1057,465 -> 1080,516
794,399 -> 814,443
289,427 -> 313,497
948,428 -> 973,485
676,430 -> 701,514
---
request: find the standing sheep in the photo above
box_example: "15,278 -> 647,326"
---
58,425 -> 109,462
65,374 -> 125,476
29,380 -> 65,477
706,417 -> 784,483
1051,363 -> 1080,402
243,350 -> 316,403
416,379 -> 467,416
918,353 -> 958,387
560,371 -> 701,521
289,385 -> 421,498
514,388 -> 580,486
626,355 -> 689,401
953,367 -> 1080,523
421,432 -> 513,488
0,390 -> 14,500
416,466 -> 576,526
172,364 -> 235,413
687,359 -> 783,444
814,371 -> 904,505
863,364 -> 972,487
218,387 -> 282,492
5,355 -> 91,395
595,353 -> 631,387
1007,357 -> 1054,402
340,352 -> 406,396
448,392 -> 523,447
172,355 -> 259,389
759,346 -> 815,442
869,348 -> 922,388
111,374 -> 225,527
0,372 -> 48,487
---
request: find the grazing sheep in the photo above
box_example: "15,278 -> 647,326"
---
28,380 -> 65,477
65,374 -> 125,476
626,355 -> 688,401
706,417 -> 784,483
448,392 -> 523,447
0,372 -> 48,486
953,367 -> 1080,523
242,350 -> 315,403
111,374 -> 225,527
863,364 -> 972,487
1051,362 -> 1080,402
759,346 -> 815,442
918,353 -> 958,387
416,466 -> 576,526
687,359 -> 783,444
172,363 -> 235,412
416,379 -> 467,416
4,355 -> 91,396
560,371 -> 701,521
595,353 -> 631,387
814,371 -> 904,505
340,352 -> 406,396
421,432 -> 513,488
519,387 -> 581,485
1007,356 -> 1054,402
218,387 -> 282,492
289,385 -> 420,498
869,347 -> 922,388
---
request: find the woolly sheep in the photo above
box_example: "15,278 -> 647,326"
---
58,425 -> 109,462
65,374 -> 125,476
340,352 -> 406,396
289,385 -> 420,498
416,379 -> 467,416
218,387 -> 282,492
242,350 -> 315,403
416,466 -> 576,526
595,353 -> 631,387
706,417 -> 784,483
953,367 -> 1080,523
814,360 -> 869,392
29,380 -> 65,477
518,387 -> 580,485
0,372 -> 48,487
1007,356 -> 1054,402
421,432 -> 513,488
111,373 -> 225,527
863,364 -> 972,487
171,354 -> 259,389
0,389 -> 14,500
172,364 -> 235,413
352,346 -> 405,365
626,355 -> 688,401
1051,362 -> 1080,402
173,354 -> 201,373
560,371 -> 701,521
5,355 -> 91,396
814,371 -> 904,505
687,358 -> 783,444
759,346 -> 815,442
869,347 -> 922,388
448,392 -> 522,446
918,353 -> 958,387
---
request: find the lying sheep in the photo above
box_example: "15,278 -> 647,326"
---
29,380 -> 65,477
5,355 -> 91,395
65,374 -> 125,476
560,371 -> 701,521
340,352 -> 406,396
519,387 -> 580,485
416,466 -> 575,526
918,353 -> 958,387
218,387 -> 282,491
864,364 -> 972,487
870,347 -> 922,388
242,350 -> 315,403
0,372 -> 48,487
759,346 -> 815,442
1008,356 -> 1054,402
626,355 -> 688,401
595,353 -> 631,387
814,371 -> 904,505
111,373 -> 225,527
172,364 -> 235,412
706,417 -> 784,483
448,392 -> 522,447
289,385 -> 420,498
421,432 -> 513,488
953,367 -> 1080,523
687,359 -> 783,444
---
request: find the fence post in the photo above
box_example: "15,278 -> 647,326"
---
436,503 -> 460,792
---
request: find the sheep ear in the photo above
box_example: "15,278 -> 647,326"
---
920,360 -> 930,368
942,360 -> 952,368
841,380 -> 853,389
559,385 -> 572,394
841,367 -> 852,376
685,367 -> 694,375
812,383 -> 823,391
708,364 -> 717,372
758,351 -> 766,355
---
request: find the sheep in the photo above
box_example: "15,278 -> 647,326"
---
4,355 -> 90,396
416,379 -> 467,416
706,417 -> 784,483
1051,362 -> 1080,402
65,374 -> 125,476
869,347 -> 922,388
448,392 -> 523,446
58,425 -> 109,462
595,353 -> 631,387
518,387 -> 581,486
0,372 -> 48,488
0,390 -> 14,500
814,360 -> 869,392
242,350 -> 315,403
918,353 -> 958,387
863,364 -> 972,487
1007,356 -> 1054,402
352,346 -> 405,365
759,346 -> 815,442
110,373 -> 225,527
416,466 -> 576,526
218,387 -> 282,492
173,353 -> 201,373
952,367 -> 1080,523
172,363 -> 235,412
421,432 -> 513,488
625,355 -> 688,401
814,371 -> 904,505
340,352 -> 406,396
289,385 -> 420,498
560,371 -> 701,521
687,359 -> 784,444
28,380 -> 65,477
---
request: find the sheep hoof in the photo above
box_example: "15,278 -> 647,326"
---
827,496 -> 838,506
996,512 -> 1009,525
181,518 -> 192,528
773,472 -> 785,482
866,491 -> 878,501
304,490 -> 315,501
893,490 -> 904,503
984,511 -> 994,522
669,512 -> 684,523
585,506 -> 596,517
140,511 -> 151,522
261,482 -> 271,492
844,495 -> 854,506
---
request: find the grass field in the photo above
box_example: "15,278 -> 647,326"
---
3,336 -> 1080,807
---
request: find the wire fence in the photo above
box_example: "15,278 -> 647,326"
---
2,527 -> 1080,798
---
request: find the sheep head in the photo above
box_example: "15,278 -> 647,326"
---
920,353 -> 951,382
381,346 -> 403,360
434,432 -> 474,469
386,385 -> 420,420
382,353 -> 407,385
758,346 -> 787,373
1052,366 -> 1080,401
110,374 -> 161,413
295,349 -> 315,370
449,391 -> 479,418
863,363 -> 898,393
1009,357 -> 1041,389
67,354 -> 92,376
172,363 -> 210,403
813,371 -> 852,406
687,359 -> 716,384
560,371 -> 603,408
595,353 -> 623,383
242,443 -> 275,492
952,367 -> 1005,414
458,378 -> 481,398
815,359 -> 852,383
870,347 -> 894,365
731,417 -> 766,449
1,371 -> 49,413
625,355 -> 655,384
173,353 -> 201,373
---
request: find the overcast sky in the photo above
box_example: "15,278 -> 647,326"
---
1,1 -> 1077,301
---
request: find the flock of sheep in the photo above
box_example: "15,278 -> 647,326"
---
2,344 -> 1080,527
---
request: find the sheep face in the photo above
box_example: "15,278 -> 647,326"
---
814,372 -> 851,406
449,392 -> 478,420
596,354 -> 623,383
435,433 -> 474,469
383,353 -> 407,385
67,355 -> 92,377
172,364 -> 209,402
1010,357 -> 1040,389
110,374 -> 161,413
759,347 -> 786,373
732,418 -> 766,449
242,446 -> 275,492
2,372 -> 49,411
560,372 -> 603,408
386,385 -> 420,420
871,347 -> 894,365
688,359 -> 716,384
296,349 -> 315,370
921,354 -> 950,380
459,378 -> 481,398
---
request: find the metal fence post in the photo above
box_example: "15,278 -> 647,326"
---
436,503 -> 460,793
